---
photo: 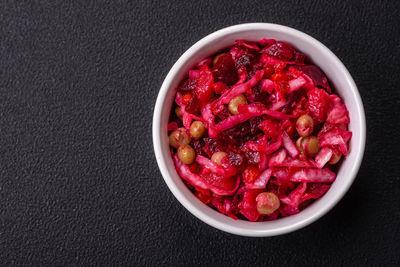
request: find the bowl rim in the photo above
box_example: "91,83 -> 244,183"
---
152,23 -> 366,237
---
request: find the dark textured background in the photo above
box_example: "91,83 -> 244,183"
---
0,1 -> 399,266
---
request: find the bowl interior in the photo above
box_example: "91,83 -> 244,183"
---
153,24 -> 365,236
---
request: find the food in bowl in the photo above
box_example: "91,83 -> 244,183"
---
167,38 -> 352,222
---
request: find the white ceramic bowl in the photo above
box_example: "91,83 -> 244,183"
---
153,23 -> 366,237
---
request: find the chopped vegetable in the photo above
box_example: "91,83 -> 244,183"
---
307,87 -> 330,123
212,70 -> 264,110
246,168 -> 272,189
195,64 -> 214,106
242,165 -> 260,184
273,167 -> 336,182
196,155 -> 236,177
315,147 -> 333,168
282,131 -> 299,158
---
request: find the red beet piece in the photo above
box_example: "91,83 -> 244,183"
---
211,53 -> 238,85
212,81 -> 229,95
258,119 -> 281,138
191,139 -> 205,156
195,64 -> 214,106
261,41 -> 294,61
177,78 -> 196,93
249,116 -> 263,134
242,165 -> 260,184
244,151 -> 261,165
185,93 -> 201,114
307,87 -> 330,123
227,152 -> 245,167
293,52 -> 306,64
240,189 -> 263,221
202,172 -> 240,193
231,44 -> 259,70
297,65 -> 331,92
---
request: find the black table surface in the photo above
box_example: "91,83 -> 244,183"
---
1,1 -> 399,266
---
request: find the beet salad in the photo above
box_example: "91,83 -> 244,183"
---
167,39 -> 352,222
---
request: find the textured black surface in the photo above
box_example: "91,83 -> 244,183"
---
0,1 -> 399,266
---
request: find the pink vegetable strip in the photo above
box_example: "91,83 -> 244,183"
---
196,155 -> 236,177
238,104 -> 291,120
288,76 -> 307,92
246,136 -> 282,155
280,182 -> 307,208
269,148 -> 287,165
173,154 -> 210,191
261,79 -> 274,94
269,148 -> 315,168
211,112 -> 256,137
319,126 -> 352,142
319,127 -> 352,155
300,183 -> 331,202
211,105 -> 290,136
270,100 -> 287,111
235,70 -> 247,85
264,137 -> 283,154
246,168 -> 272,189
315,148 -> 333,168
282,131 -> 299,158
212,70 -> 264,107
201,103 -> 216,136
273,167 -> 336,182
326,95 -> 350,124
174,155 -> 240,196
320,135 -> 348,155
